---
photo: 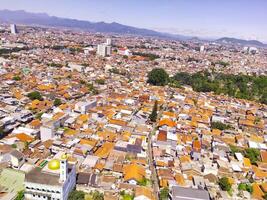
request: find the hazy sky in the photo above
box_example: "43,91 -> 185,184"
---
0,0 -> 267,42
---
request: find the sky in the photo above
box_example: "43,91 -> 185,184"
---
0,0 -> 267,42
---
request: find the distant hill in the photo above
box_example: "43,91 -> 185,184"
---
0,9 -> 191,40
216,37 -> 266,47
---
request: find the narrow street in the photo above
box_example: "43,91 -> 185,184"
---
148,104 -> 165,200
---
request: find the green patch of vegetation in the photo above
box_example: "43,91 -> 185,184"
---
244,148 -> 260,165
68,190 -> 85,200
13,76 -> 21,81
133,52 -> 160,61
211,121 -> 232,130
48,62 -> 63,68
147,68 -> 169,86
87,83 -> 99,95
137,177 -> 150,186
15,190 -> 24,200
172,71 -> 267,104
149,100 -> 158,122
218,177 -> 232,192
120,191 -> 134,200
35,112 -> 44,120
27,91 -> 43,101
95,79 -> 105,85
53,98 -> 62,107
160,187 -> 169,200
229,145 -> 243,155
215,61 -> 230,67
238,183 -> 253,193
11,144 -> 17,149
87,191 -> 104,200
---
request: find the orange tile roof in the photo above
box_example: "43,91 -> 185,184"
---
135,186 -> 156,200
252,183 -> 264,200
261,151 -> 267,163
109,119 -> 127,127
192,140 -> 201,152
159,118 -> 176,127
123,163 -> 146,182
15,133 -> 34,143
28,119 -> 41,128
243,158 -> 252,168
94,142 -> 114,159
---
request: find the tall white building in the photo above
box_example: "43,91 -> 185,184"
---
106,38 -> 112,46
24,153 -> 76,200
200,45 -> 205,52
10,24 -> 18,35
97,43 -> 111,57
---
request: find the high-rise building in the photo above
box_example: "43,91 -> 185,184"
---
106,38 -> 112,46
97,43 -> 112,57
10,24 -> 18,35
200,45 -> 205,52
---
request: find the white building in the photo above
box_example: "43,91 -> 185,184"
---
74,100 -> 97,114
40,121 -> 59,141
10,24 -> 18,35
24,154 -> 76,200
68,63 -> 85,72
97,44 -> 111,57
106,38 -> 112,46
200,45 -> 205,52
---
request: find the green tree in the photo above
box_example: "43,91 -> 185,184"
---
138,178 -> 149,186
54,98 -> 62,106
91,191 -> 104,200
15,190 -> 24,200
238,183 -> 253,193
160,187 -> 169,200
27,91 -> 43,101
218,177 -> 232,191
147,68 -> 169,86
95,79 -> 105,85
211,121 -> 232,130
244,148 -> 260,165
68,190 -> 85,200
149,100 -> 158,122
13,76 -> 21,81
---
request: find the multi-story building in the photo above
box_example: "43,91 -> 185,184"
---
10,24 -> 18,35
97,41 -> 112,57
24,154 -> 76,200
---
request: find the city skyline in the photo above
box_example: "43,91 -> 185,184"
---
0,0 -> 267,42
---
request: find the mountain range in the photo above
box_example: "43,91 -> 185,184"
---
0,9 -> 266,47
216,37 -> 266,47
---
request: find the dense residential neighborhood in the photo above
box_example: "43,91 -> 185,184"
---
0,23 -> 266,200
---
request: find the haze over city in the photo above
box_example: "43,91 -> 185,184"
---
0,0 -> 267,42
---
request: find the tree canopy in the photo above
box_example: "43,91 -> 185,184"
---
54,98 -> 62,107
27,91 -> 43,101
68,190 -> 85,200
218,177 -> 232,191
149,100 -> 158,122
160,187 -> 169,200
147,68 -> 169,86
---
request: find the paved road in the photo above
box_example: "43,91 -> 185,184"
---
148,104 -> 165,200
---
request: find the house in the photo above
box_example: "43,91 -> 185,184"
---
171,186 -> 210,200
10,150 -> 25,169
123,163 -> 146,185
